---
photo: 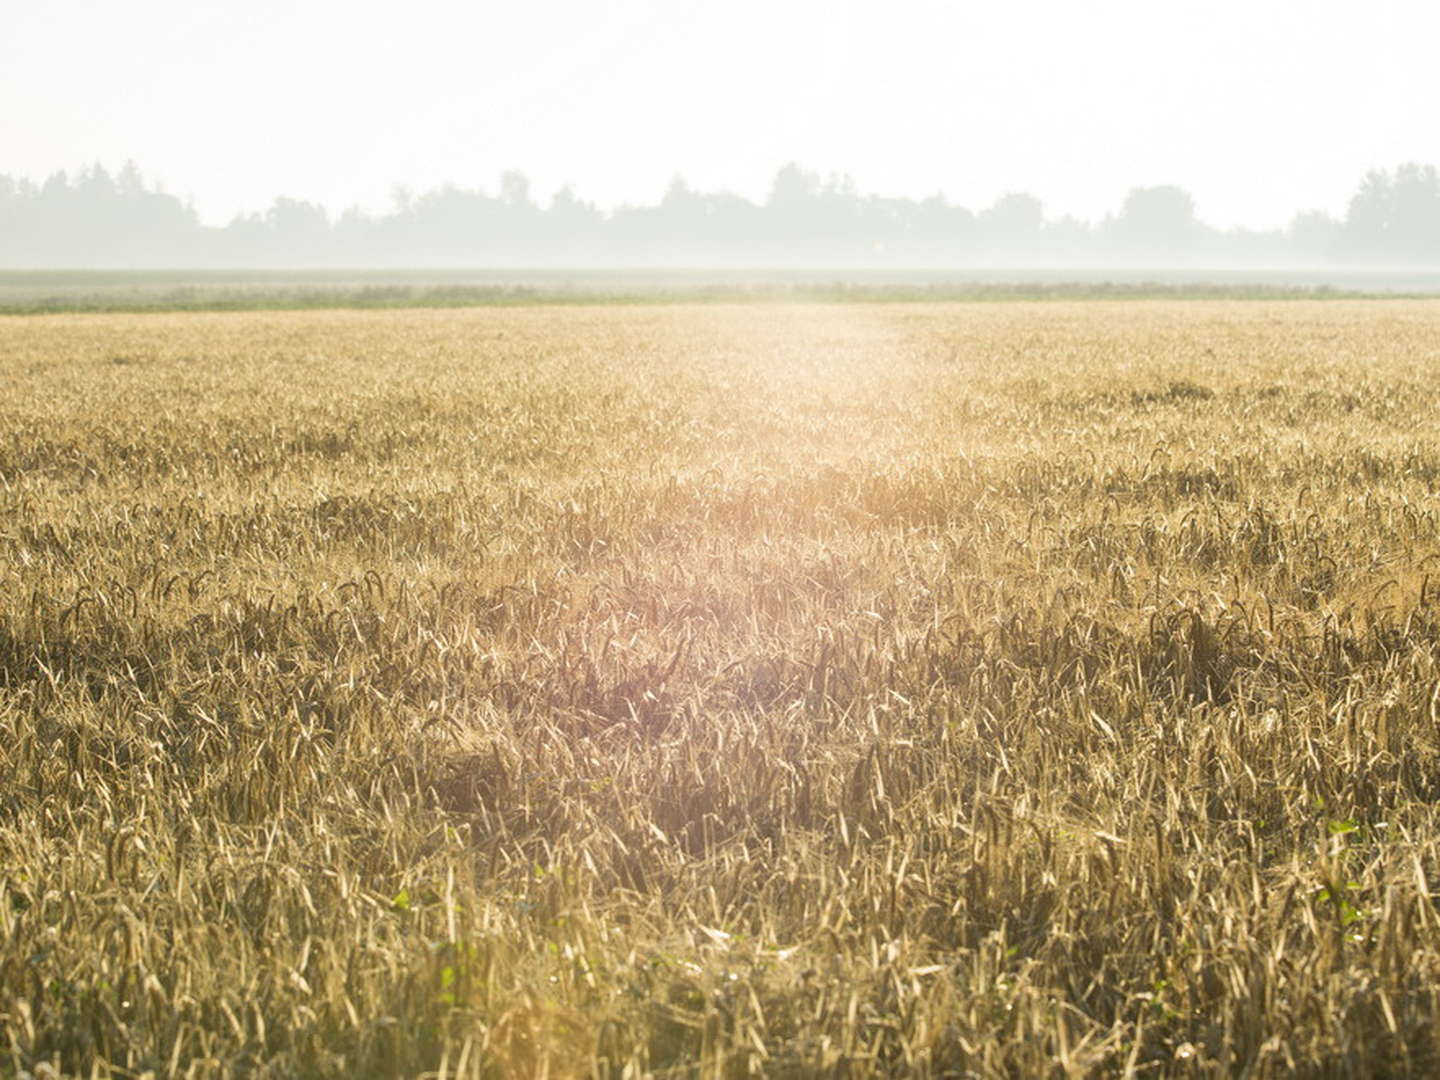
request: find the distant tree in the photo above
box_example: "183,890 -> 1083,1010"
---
500,170 -> 532,208
977,193 -> 1044,249
550,184 -> 601,227
1110,185 -> 1199,252
768,162 -> 822,207
661,174 -> 694,207
331,205 -> 379,261
1344,169 -> 1393,255
77,163 -> 116,201
265,196 -> 328,237
1389,163 -> 1440,259
546,185 -> 603,259
407,184 -> 498,257
38,171 -> 71,205
10,155 -> 1440,267
117,160 -> 146,198
906,193 -> 976,259
1043,214 -> 1093,256
760,164 -> 873,258
215,196 -> 331,263
1345,163 -> 1440,260
1290,210 -> 1341,259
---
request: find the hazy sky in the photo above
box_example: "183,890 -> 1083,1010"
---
4,0 -> 1437,228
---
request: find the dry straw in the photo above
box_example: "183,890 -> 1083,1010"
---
3,299 -> 1440,1075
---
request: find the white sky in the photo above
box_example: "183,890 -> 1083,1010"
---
3,0 -> 1437,229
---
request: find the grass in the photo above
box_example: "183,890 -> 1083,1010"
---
0,277 -> 1406,316
4,299 -> 1440,1075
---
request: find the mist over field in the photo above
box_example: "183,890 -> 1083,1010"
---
6,161 -> 1440,270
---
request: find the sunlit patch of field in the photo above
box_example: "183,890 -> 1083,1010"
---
5,300 -> 1440,1075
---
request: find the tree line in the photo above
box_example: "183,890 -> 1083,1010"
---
2,161 -> 1438,267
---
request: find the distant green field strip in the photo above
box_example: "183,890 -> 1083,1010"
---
0,279 -> 1414,314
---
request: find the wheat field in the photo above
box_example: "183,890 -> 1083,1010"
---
4,300 -> 1440,1076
